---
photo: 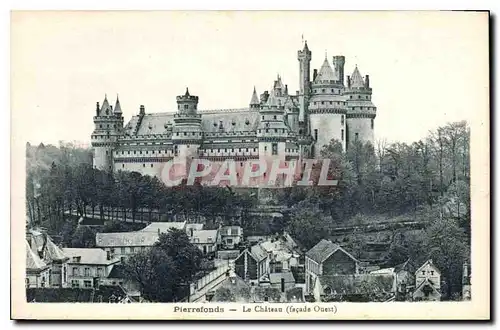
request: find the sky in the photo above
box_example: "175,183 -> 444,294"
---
11,11 -> 488,146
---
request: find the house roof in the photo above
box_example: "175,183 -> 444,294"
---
249,244 -> 268,261
415,259 -> 441,276
251,286 -> 282,302
63,248 -> 120,265
393,259 -> 416,273
186,223 -> 204,232
96,231 -> 159,247
220,226 -> 242,236
191,230 -> 218,244
27,229 -> 67,262
211,274 -> 252,303
26,241 -> 48,271
317,274 -> 394,295
107,264 -> 128,279
306,239 -> 358,264
269,271 -> 295,285
140,221 -> 187,233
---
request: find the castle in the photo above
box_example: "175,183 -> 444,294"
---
91,41 -> 377,179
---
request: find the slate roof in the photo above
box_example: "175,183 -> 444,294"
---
318,274 -> 394,295
126,108 -> 261,136
314,57 -> 338,84
186,223 -> 204,232
251,286 -> 282,302
26,241 -> 48,271
107,264 -> 128,279
96,231 -> 159,247
140,221 -> 187,233
249,244 -> 268,261
114,96 -> 122,114
27,229 -> 68,262
269,271 -> 295,285
305,239 -> 339,263
350,66 -> 365,88
63,248 -> 120,265
191,230 -> 218,244
250,87 -> 260,106
211,274 -> 252,303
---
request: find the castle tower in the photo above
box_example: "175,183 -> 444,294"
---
297,41 -> 312,125
345,65 -> 377,147
91,94 -> 124,171
332,56 -> 346,86
172,88 -> 203,160
308,56 -> 348,157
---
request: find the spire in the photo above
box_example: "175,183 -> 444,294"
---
114,94 -> 122,114
100,94 -> 110,112
350,65 -> 365,88
303,40 -> 309,52
185,87 -> 190,97
314,57 -> 337,83
266,89 -> 278,108
250,86 -> 260,107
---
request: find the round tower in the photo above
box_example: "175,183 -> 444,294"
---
345,65 -> 377,147
172,88 -> 203,160
308,55 -> 347,157
91,95 -> 124,171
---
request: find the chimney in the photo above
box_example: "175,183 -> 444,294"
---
364,75 -> 370,88
158,228 -> 161,235
313,69 -> 318,81
284,84 -> 288,95
96,102 -> 100,116
281,278 -> 285,293
140,105 -> 145,116
347,76 -> 351,88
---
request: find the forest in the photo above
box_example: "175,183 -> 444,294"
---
25,121 -> 471,299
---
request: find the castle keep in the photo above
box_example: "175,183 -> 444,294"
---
91,42 -> 377,178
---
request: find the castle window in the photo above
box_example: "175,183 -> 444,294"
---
184,104 -> 188,110
272,143 -> 278,155
151,164 -> 153,168
246,148 -> 249,152
322,89 -> 325,93
314,129 -> 318,141
371,119 -> 374,129
350,95 -> 353,99
341,115 -> 344,125
264,146 -> 267,151
321,101 -> 324,105
184,132 -> 187,136
122,164 -> 124,168
341,129 -> 344,141
355,133 -> 359,140
99,124 -> 102,128
143,164 -> 145,167
430,271 -> 434,275
265,129 -> 269,133
314,89 -> 317,93
314,102 -> 317,105
262,116 -> 264,120
106,151 -> 108,155
273,115 -> 276,120
331,89 -> 334,93
275,129 -> 277,133
107,124 -> 109,128
330,101 -> 332,105
358,95 -> 361,99
422,271 -> 425,275
140,151 -> 142,154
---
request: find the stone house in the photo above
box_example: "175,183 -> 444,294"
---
234,244 -> 269,284
26,241 -> 51,288
219,226 -> 243,249
63,248 -> 120,289
189,229 -> 219,255
95,231 -> 159,262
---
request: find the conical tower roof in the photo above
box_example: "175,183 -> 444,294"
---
100,94 -> 110,111
26,240 -> 48,271
114,95 -> 122,114
314,57 -> 338,83
250,87 -> 260,106
350,66 -> 365,88
266,89 -> 278,108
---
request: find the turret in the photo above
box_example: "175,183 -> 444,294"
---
308,56 -> 348,156
345,65 -> 377,148
172,88 -> 203,159
249,86 -> 260,109
332,56 -> 345,85
297,41 -> 312,123
91,94 -> 124,171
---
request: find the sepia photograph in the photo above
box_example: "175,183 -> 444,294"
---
10,10 -> 490,320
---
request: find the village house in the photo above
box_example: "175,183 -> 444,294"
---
234,244 -> 269,284
219,226 -> 243,249
63,248 -> 120,289
412,259 -> 441,301
369,259 -> 416,300
101,264 -> 142,300
26,241 -> 51,288
305,239 -> 359,294
95,231 -> 159,262
189,229 -> 220,255
260,237 -> 302,273
186,223 -> 204,236
26,228 -> 69,288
